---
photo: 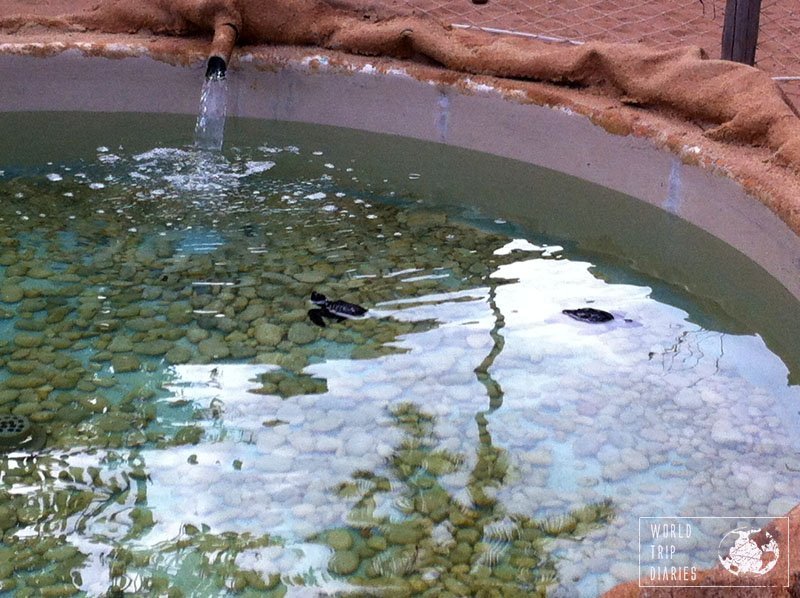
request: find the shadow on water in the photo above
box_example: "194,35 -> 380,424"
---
307,274 -> 614,596
311,402 -> 615,597
0,446 -> 287,595
0,403 -> 615,596
0,268 -> 613,596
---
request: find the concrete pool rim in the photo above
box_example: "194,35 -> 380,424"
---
1,39 -> 800,306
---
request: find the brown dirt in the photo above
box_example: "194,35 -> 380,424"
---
394,0 -> 800,108
1,1 -> 798,79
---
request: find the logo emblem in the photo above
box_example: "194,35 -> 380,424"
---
718,527 -> 780,576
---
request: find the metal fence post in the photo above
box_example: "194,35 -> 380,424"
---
721,0 -> 763,65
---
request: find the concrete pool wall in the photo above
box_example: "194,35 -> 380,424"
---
1,42 -> 800,306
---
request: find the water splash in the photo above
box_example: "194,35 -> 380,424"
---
194,76 -> 229,151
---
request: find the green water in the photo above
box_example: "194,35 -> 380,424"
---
0,112 -> 797,597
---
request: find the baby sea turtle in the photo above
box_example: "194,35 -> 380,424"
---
562,307 -> 615,323
308,291 -> 367,327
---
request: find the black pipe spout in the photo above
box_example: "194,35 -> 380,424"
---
205,55 -> 227,80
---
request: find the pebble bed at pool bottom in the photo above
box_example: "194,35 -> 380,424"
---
0,142 -> 798,597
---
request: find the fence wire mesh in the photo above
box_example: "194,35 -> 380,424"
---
388,0 -> 800,108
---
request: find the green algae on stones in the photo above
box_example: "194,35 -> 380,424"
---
173,426 -> 204,446
0,284 -> 24,303
255,370 -> 328,398
13,334 -> 44,349
318,403 -> 615,594
166,346 -> 193,364
0,505 -> 18,530
253,321 -> 283,346
198,337 -> 230,359
287,322 -> 317,345
328,550 -> 360,575
326,529 -> 354,551
111,355 -> 141,373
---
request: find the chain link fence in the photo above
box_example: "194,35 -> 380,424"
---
388,0 -> 800,108
759,1 -> 800,106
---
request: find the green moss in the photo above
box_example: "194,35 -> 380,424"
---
328,550 -> 360,575
173,426 -> 204,446
327,529 -> 354,551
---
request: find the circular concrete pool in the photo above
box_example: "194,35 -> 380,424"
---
1,45 -> 799,596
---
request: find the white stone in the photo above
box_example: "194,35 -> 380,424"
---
710,418 -> 740,446
276,403 -> 305,424
369,383 -> 402,401
293,521 -> 316,538
620,448 -> 649,471
609,433 -> 636,450
256,432 -> 286,453
287,433 -> 315,453
746,474 -> 774,505
767,496 -> 797,517
443,383 -> 474,402
749,392 -> 771,409
344,431 -> 373,456
602,463 -> 630,482
610,561 -> 638,582
596,445 -> 619,465
522,448 -> 553,466
573,435 -> 603,457
673,389 -> 703,409
312,413 -> 344,433
292,503 -> 316,518
424,347 -> 461,371
697,517 -> 732,537
316,436 -> 342,453
262,451 -> 294,473
465,333 -> 489,349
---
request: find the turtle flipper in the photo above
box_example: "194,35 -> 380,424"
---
308,308 -> 328,328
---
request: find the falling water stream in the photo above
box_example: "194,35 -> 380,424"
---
194,75 -> 229,151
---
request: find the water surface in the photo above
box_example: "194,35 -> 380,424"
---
0,113 -> 798,597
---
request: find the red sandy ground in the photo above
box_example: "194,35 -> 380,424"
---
393,0 -> 800,107
1,1 -> 800,596
1,0 -> 798,104
292,0 -> 800,108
